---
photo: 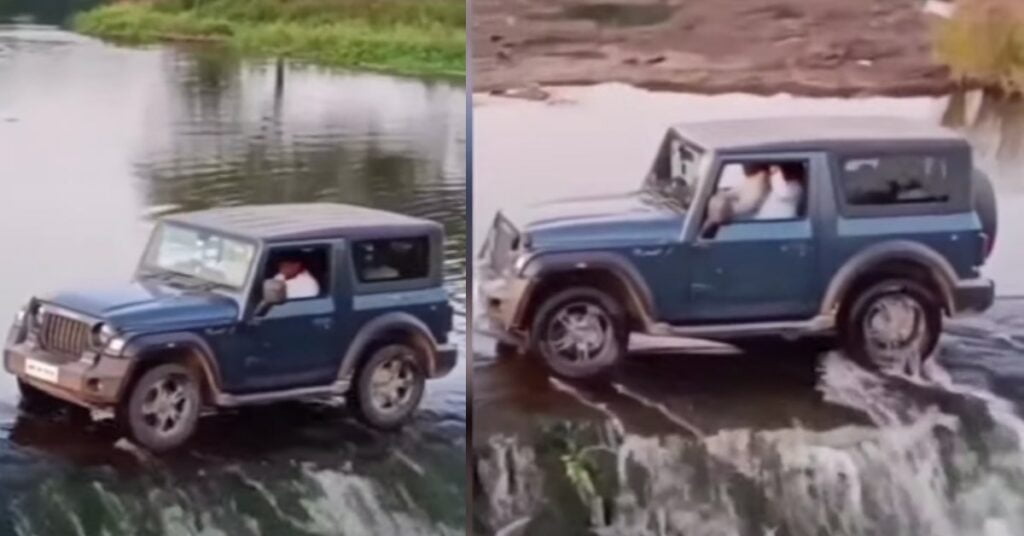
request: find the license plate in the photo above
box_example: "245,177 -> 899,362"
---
24,359 -> 58,384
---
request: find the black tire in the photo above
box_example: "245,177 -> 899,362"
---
17,379 -> 62,413
116,363 -> 201,453
349,343 -> 426,430
840,278 -> 941,373
530,286 -> 627,381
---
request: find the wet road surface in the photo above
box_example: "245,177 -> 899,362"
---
0,24 -> 466,535
472,85 -> 1024,535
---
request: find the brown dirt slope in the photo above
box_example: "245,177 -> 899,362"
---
472,0 -> 956,97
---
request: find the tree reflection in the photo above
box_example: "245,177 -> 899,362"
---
132,47 -> 467,279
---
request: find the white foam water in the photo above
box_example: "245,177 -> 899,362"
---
479,352 -> 1024,535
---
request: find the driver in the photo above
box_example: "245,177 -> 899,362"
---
702,162 -> 771,235
274,255 -> 319,299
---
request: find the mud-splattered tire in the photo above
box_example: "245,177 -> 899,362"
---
116,363 -> 201,453
841,278 -> 941,373
17,379 -> 63,413
530,287 -> 627,381
349,344 -> 426,430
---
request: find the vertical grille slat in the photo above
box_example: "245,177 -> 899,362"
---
38,312 -> 91,356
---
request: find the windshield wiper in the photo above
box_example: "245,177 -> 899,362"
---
177,276 -> 231,293
140,268 -> 179,283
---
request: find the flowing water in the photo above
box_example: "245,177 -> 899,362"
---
472,85 -> 1024,535
0,19 -> 466,536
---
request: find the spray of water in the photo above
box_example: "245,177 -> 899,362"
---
477,351 -> 1024,535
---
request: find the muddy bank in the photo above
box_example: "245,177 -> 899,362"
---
472,0 -> 958,97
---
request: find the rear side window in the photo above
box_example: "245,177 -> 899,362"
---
841,155 -> 951,206
352,236 -> 429,283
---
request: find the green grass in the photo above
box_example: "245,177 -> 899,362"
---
73,0 -> 464,78
935,0 -> 1024,93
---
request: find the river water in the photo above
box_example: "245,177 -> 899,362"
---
0,21 -> 466,536
472,85 -> 1024,535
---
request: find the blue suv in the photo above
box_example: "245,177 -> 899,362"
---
478,117 -> 997,380
5,204 -> 456,452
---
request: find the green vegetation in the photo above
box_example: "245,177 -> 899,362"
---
936,0 -> 1024,93
73,0 -> 465,78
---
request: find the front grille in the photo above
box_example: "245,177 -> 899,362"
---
38,312 -> 91,356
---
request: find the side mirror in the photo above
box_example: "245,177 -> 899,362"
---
700,221 -> 720,241
700,193 -> 733,241
255,278 -> 286,316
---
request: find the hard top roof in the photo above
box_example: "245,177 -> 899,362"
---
672,116 -> 967,152
163,203 -> 439,241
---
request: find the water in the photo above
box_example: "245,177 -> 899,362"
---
0,22 -> 466,536
472,84 -> 1024,535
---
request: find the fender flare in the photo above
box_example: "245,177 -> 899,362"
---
821,240 -> 958,316
337,312 -> 441,381
516,251 -> 657,326
120,331 -> 224,395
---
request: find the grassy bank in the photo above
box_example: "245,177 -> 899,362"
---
73,0 -> 465,78
936,0 -> 1024,94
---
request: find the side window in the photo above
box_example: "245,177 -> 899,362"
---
352,236 -> 429,283
261,245 -> 330,300
704,159 -> 809,226
841,155 -> 950,206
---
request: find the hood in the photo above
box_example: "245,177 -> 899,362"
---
41,281 -> 239,332
503,191 -> 684,249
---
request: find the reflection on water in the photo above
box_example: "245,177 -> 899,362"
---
473,85 -> 1024,535
0,0 -> 100,26
0,24 -> 465,535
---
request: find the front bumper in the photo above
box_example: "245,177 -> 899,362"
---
473,313 -> 527,351
3,342 -> 131,408
432,343 -> 458,378
476,272 -> 530,335
952,277 -> 995,314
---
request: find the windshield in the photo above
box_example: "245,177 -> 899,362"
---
141,223 -> 256,290
643,133 -> 703,210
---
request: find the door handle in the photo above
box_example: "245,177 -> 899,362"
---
780,243 -> 808,256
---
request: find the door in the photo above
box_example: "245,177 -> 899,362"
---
235,297 -> 338,390
683,156 -> 819,323
687,220 -> 816,322
235,243 -> 339,391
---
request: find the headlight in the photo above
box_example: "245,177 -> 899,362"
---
513,252 -> 532,275
107,336 -> 127,355
13,307 -> 26,327
92,323 -> 118,348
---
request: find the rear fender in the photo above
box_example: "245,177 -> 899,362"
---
337,312 -> 441,381
822,240 -> 958,315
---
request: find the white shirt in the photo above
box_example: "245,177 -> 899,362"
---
275,270 -> 320,299
756,172 -> 803,220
